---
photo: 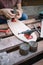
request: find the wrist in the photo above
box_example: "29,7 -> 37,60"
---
18,8 -> 23,13
18,8 -> 23,11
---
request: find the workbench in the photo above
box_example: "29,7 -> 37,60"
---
0,18 -> 43,65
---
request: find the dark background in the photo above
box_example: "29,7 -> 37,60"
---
22,0 -> 43,6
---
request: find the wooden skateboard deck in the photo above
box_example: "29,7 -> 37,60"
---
7,19 -> 37,42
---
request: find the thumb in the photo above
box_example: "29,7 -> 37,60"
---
9,9 -> 14,11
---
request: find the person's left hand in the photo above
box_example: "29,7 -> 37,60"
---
15,9 -> 23,19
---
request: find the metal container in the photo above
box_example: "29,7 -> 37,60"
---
19,43 -> 30,55
29,41 -> 38,52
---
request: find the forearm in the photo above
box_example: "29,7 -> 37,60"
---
17,3 -> 23,11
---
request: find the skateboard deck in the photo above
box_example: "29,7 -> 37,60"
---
7,19 -> 37,42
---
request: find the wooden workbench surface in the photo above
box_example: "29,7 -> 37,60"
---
0,19 -> 43,65
0,19 -> 40,51
8,41 -> 43,65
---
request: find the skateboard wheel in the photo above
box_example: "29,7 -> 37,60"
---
24,34 -> 33,39
12,18 -> 16,22
29,41 -> 38,52
19,43 -> 30,55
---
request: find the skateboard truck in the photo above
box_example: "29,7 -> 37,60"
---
18,25 -> 41,35
18,28 -> 40,39
18,29 -> 36,35
18,29 -> 35,39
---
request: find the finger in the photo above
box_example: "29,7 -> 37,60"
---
9,9 -> 14,11
5,11 -> 15,18
8,10 -> 15,16
5,13 -> 14,18
16,9 -> 20,13
15,15 -> 21,19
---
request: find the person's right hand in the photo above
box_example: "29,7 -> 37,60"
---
0,8 -> 15,19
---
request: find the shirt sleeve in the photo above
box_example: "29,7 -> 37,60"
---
17,0 -> 21,4
0,0 -> 4,9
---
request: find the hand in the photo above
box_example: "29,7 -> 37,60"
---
15,9 -> 23,19
0,8 -> 15,19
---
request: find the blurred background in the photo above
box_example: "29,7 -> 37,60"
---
21,0 -> 43,16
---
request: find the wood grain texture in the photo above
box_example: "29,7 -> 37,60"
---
0,19 -> 43,65
33,59 -> 43,65
0,36 -> 22,51
8,41 -> 43,65
0,24 -> 8,29
0,19 -> 41,51
0,19 -> 38,38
